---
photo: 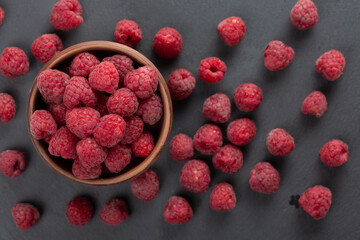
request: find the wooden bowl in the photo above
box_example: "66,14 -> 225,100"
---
27,41 -> 173,186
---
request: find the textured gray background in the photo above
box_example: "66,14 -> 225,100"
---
0,0 -> 359,239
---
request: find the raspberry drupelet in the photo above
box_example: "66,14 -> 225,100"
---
0,93 -> 16,123
163,196 -> 193,224
102,54 -> 134,85
63,76 -> 97,109
114,20 -> 142,48
210,182 -> 236,211
104,144 -> 132,173
30,110 -> 57,141
66,107 -> 100,139
49,126 -> 78,159
93,114 -> 126,148
290,0 -> 318,30
217,16 -> 246,46
153,27 -> 183,59
72,159 -> 102,180
233,83 -> 263,112
31,34 -> 63,63
137,94 -> 163,125
198,57 -> 227,83
266,128 -> 295,156
107,88 -> 139,117
130,169 -> 159,201
89,62 -> 119,94
212,144 -> 243,174
66,196 -> 93,226
264,40 -> 294,71
315,50 -> 345,81
121,116 -> 144,144
69,52 -> 100,78
193,124 -> 223,155
50,0 -> 83,30
0,7 -> 4,25
94,93 -> 109,116
319,139 -> 349,167
167,68 -> 196,101
0,150 -> 26,178
249,162 -> 280,194
299,185 -> 332,220
180,159 -> 211,193
100,199 -> 129,226
76,137 -> 107,169
202,93 -> 231,123
12,203 -> 40,230
0,47 -> 29,78
169,133 -> 194,161
227,118 -> 256,146
37,69 -> 70,104
131,131 -> 154,157
124,66 -> 158,99
301,91 -> 327,118
48,103 -> 67,125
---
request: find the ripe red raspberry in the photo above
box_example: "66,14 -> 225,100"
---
249,162 -> 280,194
319,139 -> 349,167
302,91 -> 327,118
131,131 -> 154,158
49,126 -> 78,159
266,128 -> 295,156
37,69 -> 69,104
167,68 -> 196,101
264,40 -> 295,71
137,94 -> 163,125
202,93 -> 231,123
30,110 -> 57,140
217,16 -> 246,46
193,124 -> 223,155
100,199 -> 129,225
94,93 -> 109,116
89,62 -> 119,94
72,159 -> 102,179
69,52 -> 100,77
66,107 -> 100,138
198,57 -> 227,83
227,118 -> 256,146
102,54 -> 134,85
12,203 -> 40,231
210,182 -> 236,211
130,169 -> 159,201
48,103 -> 67,125
0,47 -> 29,78
0,150 -> 26,178
107,88 -> 138,117
93,114 -> 126,147
169,133 -> 194,161
76,137 -> 107,168
0,8 -> 4,25
233,83 -> 263,112
163,196 -> 193,224
180,159 -> 211,193
121,116 -> 144,144
114,20 -> 142,48
66,196 -> 93,226
290,0 -> 318,30
31,34 -> 63,63
124,66 -> 158,99
299,185 -> 332,220
104,144 -> 131,173
63,76 -> 97,109
153,27 -> 183,59
0,93 -> 16,123
50,0 -> 83,30
315,50 -> 345,81
212,144 -> 243,174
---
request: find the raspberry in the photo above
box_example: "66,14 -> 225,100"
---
202,93 -> 231,123
131,131 -> 154,158
63,76 -> 97,109
315,50 -> 345,81
319,139 -> 349,167
30,110 -> 57,140
0,8 -> 4,25
180,159 -> 211,193
76,137 -> 107,168
0,47 -> 29,78
69,52 -> 100,77
167,68 -> 196,101
100,199 -> 129,225
12,203 -> 40,231
48,126 -> 78,159
0,93 -> 16,123
301,91 -> 327,118
233,83 -> 263,112
226,118 -> 256,146
66,107 -> 100,138
114,20 -> 142,47
249,162 -> 280,194
50,0 -> 83,30
299,185 -> 332,220
153,27 -> 183,59
37,69 -> 69,104
198,57 -> 227,83
0,150 -> 26,178
264,40 -> 295,71
163,196 -> 193,225
124,66 -> 158,99
210,182 -> 236,211
169,133 -> 194,161
104,144 -> 131,173
193,124 -> 223,155
107,88 -> 138,117
130,169 -> 159,201
48,103 -> 67,125
137,94 -> 163,125
89,62 -> 119,94
66,196 -> 93,226
212,144 -> 243,174
290,0 -> 318,30
31,34 -> 63,63
93,114 -> 126,147
102,54 -> 134,85
266,128 -> 295,156
121,116 -> 144,144
72,159 -> 102,179
217,16 -> 246,46
94,93 -> 109,116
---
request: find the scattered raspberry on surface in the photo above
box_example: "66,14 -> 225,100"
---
50,0 -> 83,30
121,116 -> 144,144
104,144 -> 131,173
212,144 -> 243,174
69,52 -> 100,77
266,128 -> 295,156
290,0 -> 318,30
193,124 -> 223,155
0,8 -> 4,25
169,133 -> 194,161
227,118 -> 256,146
93,114 -> 126,147
49,126 -> 78,159
66,107 -> 100,138
202,93 -> 231,123
315,50 -> 345,81
0,93 -> 16,123
63,76 -> 97,109
198,57 -> 227,83
299,185 -> 332,220
0,47 -> 29,78
48,103 -> 68,125
217,16 -> 246,46
100,199 -> 129,225
66,196 -> 93,226
180,159 -> 211,193
0,150 -> 26,178
233,83 -> 263,112
167,68 -> 196,101
130,169 -> 159,201
94,93 -> 109,116
163,196 -> 193,225
76,137 -> 107,169
249,162 -> 280,194
124,66 -> 158,99
319,139 -> 349,167
102,54 -> 134,85
37,69 -> 69,104
31,34 -> 63,63
114,20 -> 142,47
72,159 -> 102,179
107,88 -> 139,117
264,40 -> 294,71
131,131 -> 154,158
137,94 -> 163,125
301,91 -> 327,118
89,62 -> 119,94
30,110 -> 57,140
210,182 -> 236,211
153,27 -> 183,59
12,203 -> 40,231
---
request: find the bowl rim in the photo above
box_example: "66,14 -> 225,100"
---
27,41 -> 173,186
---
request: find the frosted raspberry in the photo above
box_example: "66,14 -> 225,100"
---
104,144 -> 131,173
130,169 -> 159,201
233,83 -> 263,112
72,159 -> 101,179
89,62 -> 119,94
37,69 -> 69,104
302,91 -> 327,118
12,203 -> 40,231
94,93 -> 109,116
290,0 -> 318,30
137,94 -> 163,125
0,150 -> 26,178
63,76 -> 97,109
121,116 -> 144,144
227,118 -> 256,146
153,27 -> 183,59
50,0 -> 83,30
202,93 -> 231,123
264,40 -> 295,71
319,139 -> 349,167
76,137 -> 107,169
249,162 -> 280,194
66,107 -> 100,138
210,182 -> 236,211
193,124 -> 223,155
299,185 -> 332,220
100,199 -> 129,225
0,8 -> 4,25
0,93 -> 16,123
167,68 -> 196,101
107,88 -> 138,117
93,114 -> 126,147
49,126 -> 78,159
217,16 -> 246,46
212,144 -> 243,174
180,159 -> 211,193
66,196 -> 93,226
31,34 -> 63,63
199,57 -> 227,83
315,50 -> 345,81
0,47 -> 29,78
266,128 -> 295,156
131,131 -> 154,158
48,103 -> 67,125
169,133 -> 194,161
114,20 -> 142,47
124,66 -> 158,99
69,52 -> 100,77
102,54 -> 134,85
30,110 -> 57,140
163,196 -> 193,224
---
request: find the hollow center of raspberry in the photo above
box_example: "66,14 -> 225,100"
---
210,66 -> 218,72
